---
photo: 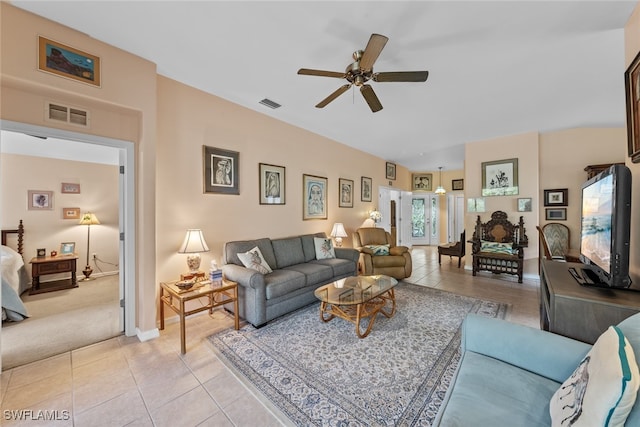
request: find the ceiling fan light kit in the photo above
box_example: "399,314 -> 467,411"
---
298,33 -> 429,112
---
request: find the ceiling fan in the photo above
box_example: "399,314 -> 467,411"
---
298,33 -> 429,113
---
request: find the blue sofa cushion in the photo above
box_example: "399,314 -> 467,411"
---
272,237 -> 305,268
264,269 -> 306,300
284,263 -> 333,286
310,258 -> 355,278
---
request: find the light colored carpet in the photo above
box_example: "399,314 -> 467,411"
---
1,275 -> 121,370
209,282 -> 509,426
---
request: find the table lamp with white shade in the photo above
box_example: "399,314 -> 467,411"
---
178,229 -> 210,278
330,223 -> 348,247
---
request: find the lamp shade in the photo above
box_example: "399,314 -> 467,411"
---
178,229 -> 210,254
79,212 -> 100,225
330,223 -> 348,238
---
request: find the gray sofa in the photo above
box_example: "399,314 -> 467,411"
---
222,232 -> 359,327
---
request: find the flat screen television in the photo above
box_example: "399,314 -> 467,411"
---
579,164 -> 632,288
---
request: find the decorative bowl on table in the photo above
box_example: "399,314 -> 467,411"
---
176,280 -> 195,290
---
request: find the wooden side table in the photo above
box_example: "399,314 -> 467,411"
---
159,278 -> 239,354
29,255 -> 78,295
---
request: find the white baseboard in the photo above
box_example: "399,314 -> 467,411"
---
136,327 -> 159,342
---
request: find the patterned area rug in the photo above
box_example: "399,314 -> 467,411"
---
208,283 -> 508,426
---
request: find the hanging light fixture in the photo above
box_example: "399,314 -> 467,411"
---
435,166 -> 446,195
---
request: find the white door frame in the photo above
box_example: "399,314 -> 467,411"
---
0,120 -> 136,337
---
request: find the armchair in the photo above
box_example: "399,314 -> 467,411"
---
542,222 -> 570,258
438,230 -> 465,268
352,227 -> 412,280
536,225 -> 565,262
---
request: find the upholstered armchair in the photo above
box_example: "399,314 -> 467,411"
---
352,227 -> 412,280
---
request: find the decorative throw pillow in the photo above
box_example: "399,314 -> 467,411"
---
364,244 -> 390,256
549,326 -> 640,427
480,240 -> 515,255
237,246 -> 273,274
314,237 -> 336,260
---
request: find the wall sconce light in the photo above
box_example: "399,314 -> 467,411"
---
330,223 -> 348,247
79,212 -> 100,281
177,229 -> 210,277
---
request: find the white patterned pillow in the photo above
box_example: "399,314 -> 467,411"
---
365,244 -> 390,256
314,237 -> 335,260
237,246 -> 273,274
480,240 -> 515,255
549,326 -> 640,426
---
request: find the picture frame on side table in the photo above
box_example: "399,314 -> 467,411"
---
303,174 -> 327,220
259,163 -> 285,205
544,188 -> 568,206
517,198 -> 532,212
481,158 -> 519,196
338,178 -> 354,208
38,36 -> 101,87
545,208 -> 567,221
412,173 -> 433,191
63,207 -> 80,219
28,190 -> 53,210
60,242 -> 75,255
625,50 -> 640,163
361,176 -> 372,202
203,145 -> 240,195
386,162 -> 396,180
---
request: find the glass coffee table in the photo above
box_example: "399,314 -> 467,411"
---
314,275 -> 398,338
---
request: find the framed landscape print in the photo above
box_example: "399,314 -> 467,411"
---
452,179 -> 464,191
386,162 -> 396,180
38,36 -> 101,87
259,163 -> 285,205
338,178 -> 354,208
517,198 -> 532,212
412,173 -> 432,191
481,158 -> 519,196
203,145 -> 239,195
303,174 -> 327,220
544,188 -> 568,206
361,176 -> 372,202
625,50 -> 640,163
546,208 -> 567,221
28,190 -> 53,210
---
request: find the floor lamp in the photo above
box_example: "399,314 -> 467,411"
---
79,212 -> 100,281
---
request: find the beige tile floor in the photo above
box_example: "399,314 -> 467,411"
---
0,246 -> 540,426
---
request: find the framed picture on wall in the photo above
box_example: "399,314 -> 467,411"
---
338,178 -> 354,208
61,182 -> 81,194
27,190 -> 53,210
203,145 -> 239,195
38,36 -> 101,87
259,163 -> 285,205
481,158 -> 519,196
303,174 -> 327,220
361,176 -> 372,202
545,208 -> 567,221
386,162 -> 396,180
62,207 -> 80,219
544,188 -> 568,206
625,50 -> 640,163
452,179 -> 464,191
517,198 -> 532,212
412,173 -> 432,191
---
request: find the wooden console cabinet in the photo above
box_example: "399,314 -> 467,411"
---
540,259 -> 640,344
29,255 -> 78,294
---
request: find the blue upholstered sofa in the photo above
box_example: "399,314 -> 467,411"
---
222,232 -> 359,327
434,313 -> 640,426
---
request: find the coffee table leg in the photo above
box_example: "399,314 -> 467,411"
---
355,303 -> 379,339
379,289 -> 396,318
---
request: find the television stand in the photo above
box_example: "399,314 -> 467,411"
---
567,266 -> 638,292
541,260 -> 640,344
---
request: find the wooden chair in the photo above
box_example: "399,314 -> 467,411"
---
536,225 -> 565,261
542,223 -> 570,258
438,230 -> 465,268
471,211 -> 528,283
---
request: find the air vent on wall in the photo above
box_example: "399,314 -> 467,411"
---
259,98 -> 282,109
45,102 -> 89,127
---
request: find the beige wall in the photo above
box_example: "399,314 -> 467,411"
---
0,153 -> 120,277
626,2 -> 640,285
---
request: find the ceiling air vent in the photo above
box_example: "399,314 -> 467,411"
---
45,102 -> 89,127
259,98 -> 281,109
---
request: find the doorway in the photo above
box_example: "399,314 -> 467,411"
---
411,194 -> 440,245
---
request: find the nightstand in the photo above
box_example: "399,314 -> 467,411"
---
29,255 -> 79,295
159,278 -> 239,354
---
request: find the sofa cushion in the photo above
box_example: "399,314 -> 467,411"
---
549,326 -> 640,427
310,258 -> 355,277
272,237 -> 305,268
300,233 -> 325,262
237,246 -> 273,274
264,269 -> 306,300
284,263 -> 333,286
480,240 -> 515,255
224,238 -> 276,269
438,351 -> 558,426
314,237 -> 336,259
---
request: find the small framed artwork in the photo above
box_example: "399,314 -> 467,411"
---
517,198 -> 532,212
59,242 -> 76,255
259,163 -> 285,205
38,36 -> 100,87
545,208 -> 567,221
452,179 -> 464,191
63,207 -> 81,219
303,174 -> 328,220
361,176 -> 372,202
481,158 -> 519,196
386,162 -> 396,180
37,248 -> 46,257
412,173 -> 432,191
61,182 -> 81,194
28,190 -> 54,210
467,197 -> 486,213
203,145 -> 240,195
544,188 -> 568,206
339,178 -> 354,208
625,50 -> 640,163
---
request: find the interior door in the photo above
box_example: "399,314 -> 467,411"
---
411,195 -> 439,245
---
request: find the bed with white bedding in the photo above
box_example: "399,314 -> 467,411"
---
2,221 -> 29,321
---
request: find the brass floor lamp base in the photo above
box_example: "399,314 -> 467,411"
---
82,265 -> 95,281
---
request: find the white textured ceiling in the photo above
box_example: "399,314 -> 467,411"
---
10,1 -> 637,172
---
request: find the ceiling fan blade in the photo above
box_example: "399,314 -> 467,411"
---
359,33 -> 389,72
360,85 -> 383,113
298,68 -> 346,78
374,70 -> 429,82
316,84 -> 351,108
